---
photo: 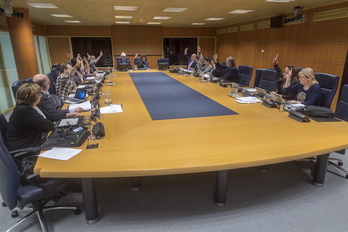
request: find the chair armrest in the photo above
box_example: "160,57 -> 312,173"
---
10,147 -> 41,159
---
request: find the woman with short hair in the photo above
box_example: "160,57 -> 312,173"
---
6,83 -> 55,151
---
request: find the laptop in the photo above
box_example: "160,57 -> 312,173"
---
255,87 -> 268,97
270,92 -> 284,104
64,89 -> 87,104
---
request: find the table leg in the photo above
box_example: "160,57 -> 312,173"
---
214,170 -> 228,207
131,177 -> 141,191
82,178 -> 99,224
313,153 -> 330,187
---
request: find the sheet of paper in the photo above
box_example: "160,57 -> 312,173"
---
69,101 -> 92,111
236,97 -> 262,104
100,104 -> 123,114
39,148 -> 82,161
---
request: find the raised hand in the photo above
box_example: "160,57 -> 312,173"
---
273,53 -> 279,65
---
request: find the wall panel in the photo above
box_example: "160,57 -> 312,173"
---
47,37 -> 70,65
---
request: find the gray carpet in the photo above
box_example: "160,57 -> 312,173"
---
1,150 -> 348,232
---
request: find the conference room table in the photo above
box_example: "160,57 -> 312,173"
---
34,70 -> 348,224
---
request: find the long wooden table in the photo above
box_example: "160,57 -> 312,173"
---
35,70 -> 348,224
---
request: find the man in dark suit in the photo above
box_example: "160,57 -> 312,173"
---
33,74 -> 82,122
213,55 -> 239,82
184,47 -> 197,70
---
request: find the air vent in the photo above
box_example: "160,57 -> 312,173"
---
227,26 -> 237,33
313,7 -> 348,22
217,28 -> 226,34
240,24 -> 254,31
258,21 -> 270,29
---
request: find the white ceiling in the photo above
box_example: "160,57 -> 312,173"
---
6,0 -> 348,27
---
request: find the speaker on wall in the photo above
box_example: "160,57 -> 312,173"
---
271,15 -> 282,28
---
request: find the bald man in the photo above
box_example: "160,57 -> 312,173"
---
33,74 -> 82,122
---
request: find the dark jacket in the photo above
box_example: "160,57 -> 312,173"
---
216,63 -> 239,82
6,104 -> 55,151
274,64 -> 298,100
36,92 -> 69,122
284,83 -> 321,106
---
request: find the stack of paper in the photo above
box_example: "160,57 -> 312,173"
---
100,104 -> 123,114
39,148 -> 82,161
235,97 -> 262,104
69,101 -> 92,111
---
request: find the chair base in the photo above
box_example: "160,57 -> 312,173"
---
7,202 -> 80,232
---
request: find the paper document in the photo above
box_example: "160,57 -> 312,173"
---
39,147 -> 82,161
244,88 -> 257,92
236,97 -> 262,104
100,104 -> 123,114
69,101 -> 92,111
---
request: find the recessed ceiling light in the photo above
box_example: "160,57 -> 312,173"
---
228,10 -> 255,14
115,16 -> 133,19
266,0 -> 294,2
153,16 -> 171,20
163,7 -> 187,12
114,6 -> 138,11
115,21 -> 131,24
191,23 -> 206,25
50,14 -> 72,18
205,18 -> 224,21
26,3 -> 58,8
65,20 -> 81,23
147,22 -> 162,25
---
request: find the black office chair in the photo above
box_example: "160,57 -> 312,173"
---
327,84 -> 348,178
158,58 -> 170,70
315,73 -> 339,108
237,65 -> 253,87
254,69 -> 278,92
11,80 -> 22,98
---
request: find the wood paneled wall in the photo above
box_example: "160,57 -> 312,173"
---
216,2 -> 348,109
47,37 -> 71,65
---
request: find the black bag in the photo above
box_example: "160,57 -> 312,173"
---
301,105 -> 334,118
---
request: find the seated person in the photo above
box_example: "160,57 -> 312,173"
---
283,68 -> 321,106
272,54 -> 299,100
33,74 -> 82,122
184,47 -> 197,71
213,54 -> 239,82
87,50 -> 103,75
56,61 -> 80,100
6,83 -> 55,151
117,52 -> 132,71
134,53 -> 149,70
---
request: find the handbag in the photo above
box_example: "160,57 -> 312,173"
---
48,94 -> 63,109
301,105 -> 334,118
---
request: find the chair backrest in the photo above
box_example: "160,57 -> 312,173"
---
315,73 -> 339,108
22,77 -> 33,83
335,84 -> 348,121
11,80 -> 22,98
0,113 -> 8,144
255,69 -> 278,92
0,136 -> 21,210
46,72 -> 57,95
238,65 -> 253,87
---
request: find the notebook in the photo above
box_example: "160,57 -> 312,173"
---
64,89 -> 87,104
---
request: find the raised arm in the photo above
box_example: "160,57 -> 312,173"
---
94,50 -> 104,63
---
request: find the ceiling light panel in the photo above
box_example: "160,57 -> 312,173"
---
228,10 -> 255,14
50,14 -> 72,17
115,21 -> 131,24
205,18 -> 224,21
114,6 -> 138,11
265,0 -> 294,2
153,16 -> 171,20
147,22 -> 162,24
26,3 -> 58,8
191,23 -> 206,25
65,20 -> 81,23
115,16 -> 133,19
163,7 -> 187,13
